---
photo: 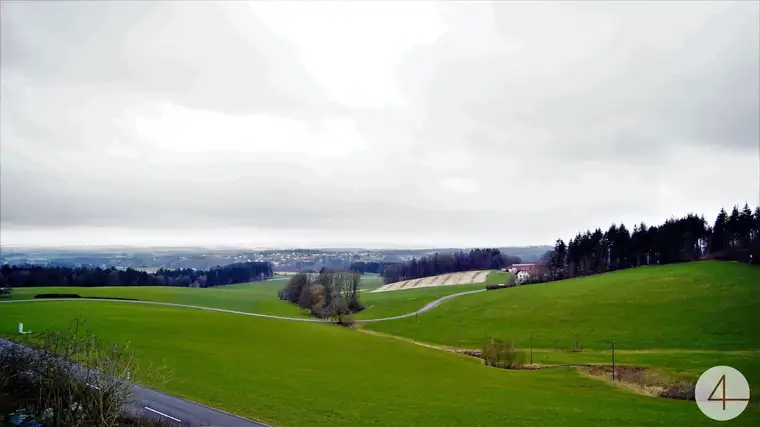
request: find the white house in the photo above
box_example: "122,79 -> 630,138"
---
504,263 -> 539,285
515,270 -> 531,284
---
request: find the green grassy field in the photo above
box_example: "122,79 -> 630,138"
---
3,262 -> 758,425
6,271 -> 504,321
2,302 -> 756,427
361,262 -> 760,406
366,262 -> 760,350
358,273 -> 386,288
356,283 -> 485,319
354,271 -> 508,319
7,279 -> 307,318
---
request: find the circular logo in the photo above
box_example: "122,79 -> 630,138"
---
695,366 -> 750,421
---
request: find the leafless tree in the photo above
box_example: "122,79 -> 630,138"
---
1,317 -> 174,426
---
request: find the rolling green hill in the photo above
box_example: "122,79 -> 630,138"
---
6,280 -> 307,318
365,262 -> 760,350
2,301 -> 755,427
5,271 -> 508,321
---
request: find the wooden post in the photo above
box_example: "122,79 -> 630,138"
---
530,333 -> 533,365
612,340 -> 616,381
457,319 -> 461,348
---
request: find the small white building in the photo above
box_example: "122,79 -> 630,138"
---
515,270 -> 531,284
504,263 -> 539,285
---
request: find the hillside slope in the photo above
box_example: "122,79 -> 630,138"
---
373,270 -> 495,292
366,262 -> 760,351
2,302 -> 754,427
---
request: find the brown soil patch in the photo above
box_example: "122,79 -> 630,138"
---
578,365 -> 695,400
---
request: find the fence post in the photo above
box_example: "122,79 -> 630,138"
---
611,340 -> 616,381
530,333 -> 533,365
457,319 -> 461,348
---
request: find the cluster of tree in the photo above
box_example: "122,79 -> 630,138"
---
0,261 -> 273,289
381,249 -> 522,284
348,261 -> 393,275
278,268 -> 363,322
541,203 -> 760,281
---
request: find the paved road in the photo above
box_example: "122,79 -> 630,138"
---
129,383 -> 267,426
0,288 -> 487,324
0,338 -> 268,427
355,289 -> 486,323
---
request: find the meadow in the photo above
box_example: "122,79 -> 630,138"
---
362,262 -> 760,404
6,272 -> 501,320
2,262 -> 758,426
2,301 -> 756,427
365,262 -> 760,350
357,272 -> 386,289
354,271 -> 509,319
7,278 -> 307,318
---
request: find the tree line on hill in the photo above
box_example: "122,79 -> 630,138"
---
540,203 -> 760,282
0,261 -> 273,289
278,268 -> 362,322
380,249 -> 522,284
348,261 -> 389,275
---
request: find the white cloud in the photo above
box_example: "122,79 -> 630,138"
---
130,103 -> 369,157
249,1 -> 449,109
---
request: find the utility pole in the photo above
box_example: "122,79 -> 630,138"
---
457,319 -> 461,349
612,340 -> 616,381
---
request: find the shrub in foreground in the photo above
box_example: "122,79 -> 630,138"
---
1,318 -> 173,426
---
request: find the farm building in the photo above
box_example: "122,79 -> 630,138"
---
503,263 -> 541,284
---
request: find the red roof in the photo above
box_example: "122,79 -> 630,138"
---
506,264 -> 540,275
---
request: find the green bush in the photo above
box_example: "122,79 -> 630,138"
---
482,338 -> 527,369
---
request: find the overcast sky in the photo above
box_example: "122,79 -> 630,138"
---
1,1 -> 759,249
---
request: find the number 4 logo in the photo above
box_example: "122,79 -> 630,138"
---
707,374 -> 750,410
697,366 -> 750,421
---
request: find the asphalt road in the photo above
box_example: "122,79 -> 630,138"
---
355,288 -> 486,323
128,383 -> 267,427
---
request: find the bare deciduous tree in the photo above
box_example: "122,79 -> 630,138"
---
1,317 -> 174,426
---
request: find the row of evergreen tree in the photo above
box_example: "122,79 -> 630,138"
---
381,249 -> 522,284
543,203 -> 760,280
0,261 -> 273,288
348,261 -> 388,275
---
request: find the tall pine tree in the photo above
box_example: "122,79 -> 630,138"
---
710,208 -> 729,252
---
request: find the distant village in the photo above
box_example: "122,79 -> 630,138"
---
0,247 -> 549,272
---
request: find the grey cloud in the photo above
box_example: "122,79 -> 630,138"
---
399,1 -> 760,164
0,1 -> 330,116
1,1 -> 758,247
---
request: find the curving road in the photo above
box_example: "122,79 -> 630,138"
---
0,288 -> 487,324
355,289 -> 486,323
